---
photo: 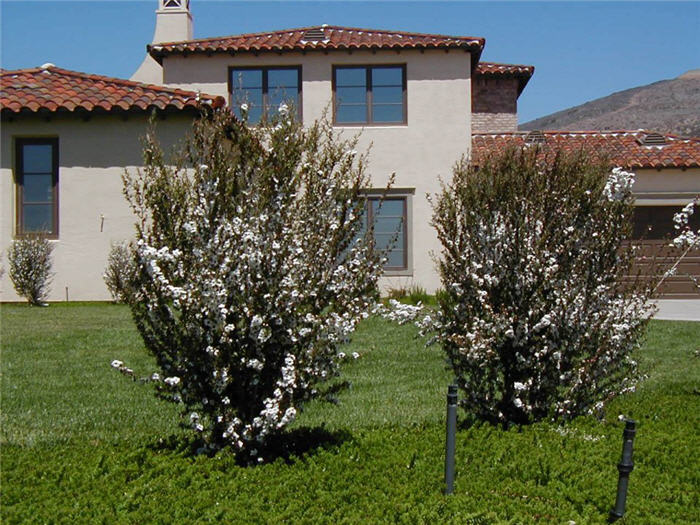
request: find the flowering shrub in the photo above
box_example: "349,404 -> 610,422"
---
431,149 -> 653,425
664,197 -> 700,292
121,107 -> 385,457
7,235 -> 54,305
103,241 -> 137,303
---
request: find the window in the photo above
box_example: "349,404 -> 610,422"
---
229,66 -> 301,124
358,196 -> 408,270
15,138 -> 58,238
333,65 -> 406,125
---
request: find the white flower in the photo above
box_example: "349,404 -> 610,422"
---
110,360 -> 123,368
352,352 -> 360,359
513,382 -> 526,391
240,103 -> 249,112
513,398 -> 523,408
278,103 -> 289,116
151,372 -> 161,381
337,352 -> 346,360
164,376 -> 181,386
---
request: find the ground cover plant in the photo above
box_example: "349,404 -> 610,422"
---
432,150 -> 652,425
2,303 -> 698,523
121,107 -> 386,458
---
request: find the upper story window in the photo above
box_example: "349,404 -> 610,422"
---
15,138 -> 59,238
229,66 -> 301,124
333,65 -> 406,125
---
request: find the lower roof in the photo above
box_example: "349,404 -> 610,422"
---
1,65 -> 225,115
471,130 -> 700,169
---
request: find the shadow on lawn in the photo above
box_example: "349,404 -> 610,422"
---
149,425 -> 352,466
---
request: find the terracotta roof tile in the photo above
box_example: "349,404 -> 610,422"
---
149,25 -> 485,66
474,61 -> 534,95
475,62 -> 534,76
471,131 -> 700,170
1,65 -> 226,115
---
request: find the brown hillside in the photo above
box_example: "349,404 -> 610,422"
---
521,71 -> 700,138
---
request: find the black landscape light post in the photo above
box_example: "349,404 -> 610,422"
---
445,384 -> 458,495
610,419 -> 636,522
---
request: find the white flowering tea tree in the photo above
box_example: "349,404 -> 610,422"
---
122,107 -> 385,457
432,148 -> 653,425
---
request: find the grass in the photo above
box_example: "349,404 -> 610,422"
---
1,303 -> 699,523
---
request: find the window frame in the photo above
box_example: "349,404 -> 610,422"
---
362,192 -> 411,273
228,65 -> 303,123
15,137 -> 59,239
332,64 -> 407,126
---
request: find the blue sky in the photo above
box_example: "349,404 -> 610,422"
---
1,1 -> 698,122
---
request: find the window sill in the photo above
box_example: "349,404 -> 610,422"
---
333,123 -> 408,129
383,269 -> 413,277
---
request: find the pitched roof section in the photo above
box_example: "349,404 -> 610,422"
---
474,61 -> 535,95
1,65 -> 225,115
149,25 -> 485,66
471,130 -> 700,169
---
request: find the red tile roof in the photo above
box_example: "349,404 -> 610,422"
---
149,25 -> 485,66
474,61 -> 535,95
475,62 -> 534,76
471,130 -> 700,169
0,65 -> 225,115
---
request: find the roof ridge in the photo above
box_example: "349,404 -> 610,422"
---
477,61 -> 534,68
476,129 -> 700,139
153,24 -> 484,47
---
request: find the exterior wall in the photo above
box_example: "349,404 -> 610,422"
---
472,112 -> 518,133
632,168 -> 700,205
471,76 -> 518,132
1,113 -> 194,302
161,49 -> 473,292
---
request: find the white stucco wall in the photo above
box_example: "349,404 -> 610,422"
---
162,49 -> 473,292
1,113 -> 194,302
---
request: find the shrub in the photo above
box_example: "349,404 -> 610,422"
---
7,235 -> 54,305
431,148 -> 652,425
103,241 -> 136,303
121,106 -> 386,457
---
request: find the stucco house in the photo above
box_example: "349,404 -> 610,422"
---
1,0 -> 698,301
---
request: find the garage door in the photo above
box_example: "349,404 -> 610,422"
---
630,206 -> 700,298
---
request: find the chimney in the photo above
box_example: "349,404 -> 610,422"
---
131,0 -> 193,84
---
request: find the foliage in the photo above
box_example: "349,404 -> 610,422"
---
103,241 -> 137,303
2,303 -> 699,524
7,234 -> 54,305
664,197 -> 700,292
432,148 -> 653,425
121,106 -> 386,457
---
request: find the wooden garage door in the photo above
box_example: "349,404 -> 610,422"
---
629,206 -> 700,298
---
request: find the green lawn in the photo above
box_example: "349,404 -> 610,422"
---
1,303 -> 698,524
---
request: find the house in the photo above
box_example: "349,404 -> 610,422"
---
1,0 -> 698,301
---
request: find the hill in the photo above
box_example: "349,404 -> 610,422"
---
521,70 -> 700,137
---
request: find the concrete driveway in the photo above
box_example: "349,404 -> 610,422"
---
653,300 -> 700,321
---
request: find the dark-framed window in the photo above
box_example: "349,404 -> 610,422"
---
358,196 -> 407,270
333,65 -> 406,125
229,66 -> 302,124
15,138 -> 59,238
